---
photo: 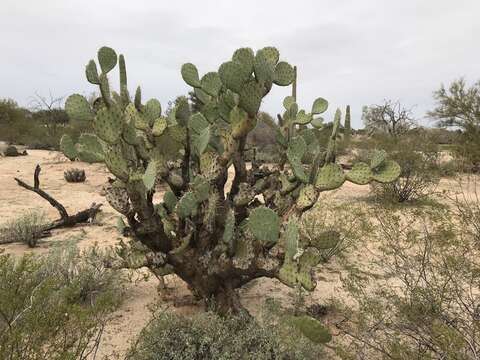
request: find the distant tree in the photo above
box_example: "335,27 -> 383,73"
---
29,92 -> 68,137
428,78 -> 480,129
362,100 -> 415,139
429,79 -> 480,170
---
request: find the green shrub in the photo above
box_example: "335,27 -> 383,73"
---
0,211 -> 47,247
336,205 -> 480,359
0,244 -> 123,359
127,308 -> 326,360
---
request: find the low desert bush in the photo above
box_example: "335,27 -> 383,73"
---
335,204 -> 480,359
0,244 -> 123,359
300,203 -> 371,263
127,304 -> 327,360
0,211 -> 47,247
361,134 -> 441,203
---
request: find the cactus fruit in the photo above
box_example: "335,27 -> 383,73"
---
64,168 -> 86,183
62,46 -> 400,318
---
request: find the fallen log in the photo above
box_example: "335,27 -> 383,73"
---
14,164 -> 102,234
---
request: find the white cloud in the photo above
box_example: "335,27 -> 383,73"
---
1,0 -> 479,128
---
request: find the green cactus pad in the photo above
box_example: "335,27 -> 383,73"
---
294,110 -> 313,125
94,105 -> 123,143
290,316 -> 332,344
60,134 -> 77,160
248,206 -> 280,246
192,176 -> 210,202
370,149 -> 387,170
372,159 -> 401,183
253,51 -> 274,85
239,80 -> 264,116
230,106 -> 249,138
297,185 -> 318,210
315,163 -> 345,190
176,192 -> 198,219
287,137 -> 309,183
278,261 -> 298,288
163,191 -> 177,213
346,162 -> 373,185
77,150 -> 104,163
258,47 -> 279,66
134,86 -> 142,110
273,61 -> 295,86
142,160 -> 157,191
175,99 -> 190,126
181,63 -> 201,87
311,117 -> 324,129
284,218 -> 299,260
98,73 -> 111,105
283,96 -> 295,110
104,144 -> 129,180
219,61 -> 249,94
152,117 -> 168,136
144,99 -> 162,124
311,97 -> 329,115
105,186 -> 130,215
194,87 -> 211,105
299,247 -> 321,269
232,47 -> 254,79
65,94 -> 93,122
200,72 -> 222,97
193,126 -> 211,156
122,117 -> 138,145
311,230 -> 340,250
97,47 -> 117,74
78,133 -> 103,152
125,103 -> 147,130
189,113 -> 210,135
85,60 -> 100,85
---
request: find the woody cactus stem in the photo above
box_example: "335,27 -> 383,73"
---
62,46 -> 400,316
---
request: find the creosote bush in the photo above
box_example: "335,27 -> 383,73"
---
336,203 -> 480,359
0,210 -> 47,247
0,244 -> 123,359
60,45 -> 400,329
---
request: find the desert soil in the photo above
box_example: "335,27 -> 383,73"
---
0,149 -> 463,358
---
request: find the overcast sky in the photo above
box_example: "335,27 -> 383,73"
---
1,0 -> 479,128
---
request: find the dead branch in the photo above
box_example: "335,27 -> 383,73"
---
14,164 -> 102,234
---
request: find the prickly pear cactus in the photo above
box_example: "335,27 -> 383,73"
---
62,46 -> 400,320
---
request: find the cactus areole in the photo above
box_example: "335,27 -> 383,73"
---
63,46 -> 400,314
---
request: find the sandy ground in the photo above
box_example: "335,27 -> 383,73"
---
0,149 -> 464,358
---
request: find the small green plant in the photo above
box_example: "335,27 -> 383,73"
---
64,168 -> 86,183
0,210 -> 47,247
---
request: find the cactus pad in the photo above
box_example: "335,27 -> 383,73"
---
85,60 -> 100,84
163,191 -> 177,213
346,162 -> 373,185
151,117 -> 167,136
294,110 -> 312,125
65,94 -> 93,122
97,46 -> 117,74
297,185 -> 318,210
311,230 -> 340,250
200,72 -> 222,97
176,192 -> 198,219
239,80 -> 264,116
372,159 -> 401,183
273,61 -> 295,86
60,134 -> 77,160
258,47 -> 279,66
94,105 -> 123,143
104,144 -> 129,180
232,47 -> 254,78
248,206 -> 280,246
315,163 -> 345,190
142,160 -> 157,191
219,61 -> 249,94
278,261 -> 298,288
311,97 -> 329,115
181,63 -> 201,87
370,149 -> 387,170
